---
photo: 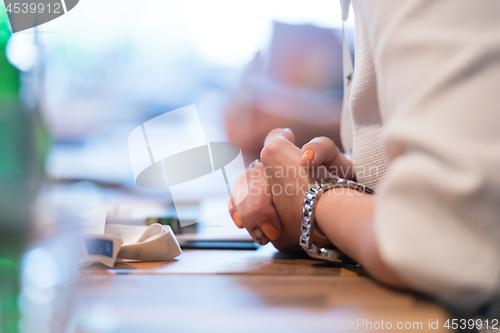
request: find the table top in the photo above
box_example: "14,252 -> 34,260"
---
74,245 -> 451,333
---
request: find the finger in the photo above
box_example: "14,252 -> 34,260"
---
248,163 -> 282,241
229,198 -> 244,228
263,128 -> 295,146
261,135 -> 301,171
260,141 -> 307,251
238,163 -> 281,243
228,170 -> 251,228
229,163 -> 271,244
300,136 -> 355,180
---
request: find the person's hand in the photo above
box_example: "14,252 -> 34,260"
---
229,128 -> 306,251
299,136 -> 355,180
228,161 -> 281,246
229,129 -> 340,251
258,128 -> 310,251
227,129 -> 299,247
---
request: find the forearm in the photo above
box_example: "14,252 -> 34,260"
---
315,189 -> 408,288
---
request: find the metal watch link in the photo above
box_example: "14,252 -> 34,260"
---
300,177 -> 374,263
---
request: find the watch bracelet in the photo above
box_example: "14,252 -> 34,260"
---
299,177 -> 374,263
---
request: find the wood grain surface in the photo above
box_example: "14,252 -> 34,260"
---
74,245 -> 452,333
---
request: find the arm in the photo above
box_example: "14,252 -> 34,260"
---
361,0 -> 500,310
315,189 -> 407,288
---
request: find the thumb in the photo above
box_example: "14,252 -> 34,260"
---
264,128 -> 295,146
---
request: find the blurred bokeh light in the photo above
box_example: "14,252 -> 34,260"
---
6,0 -> 354,188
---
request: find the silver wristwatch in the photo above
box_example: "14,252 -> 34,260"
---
300,177 -> 374,263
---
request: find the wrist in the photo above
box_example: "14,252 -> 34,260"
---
300,179 -> 373,263
312,190 -> 343,246
313,189 -> 408,288
315,188 -> 373,262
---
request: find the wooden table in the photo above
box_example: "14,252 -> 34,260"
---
74,245 -> 451,332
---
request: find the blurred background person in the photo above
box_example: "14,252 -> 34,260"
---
3,0 -> 354,195
225,21 -> 345,163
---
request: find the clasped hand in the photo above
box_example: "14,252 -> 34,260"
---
228,128 -> 354,251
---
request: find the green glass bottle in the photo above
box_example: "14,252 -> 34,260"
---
0,5 -> 47,332
0,9 -> 25,333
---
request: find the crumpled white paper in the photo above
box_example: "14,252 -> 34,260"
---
80,223 -> 182,267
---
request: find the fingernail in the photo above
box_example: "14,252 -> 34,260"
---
261,223 -> 279,240
232,211 -> 243,228
302,150 -> 314,161
251,228 -> 269,245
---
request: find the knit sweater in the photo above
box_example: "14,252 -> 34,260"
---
342,0 -> 500,312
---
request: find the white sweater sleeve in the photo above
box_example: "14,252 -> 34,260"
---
362,0 -> 500,310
